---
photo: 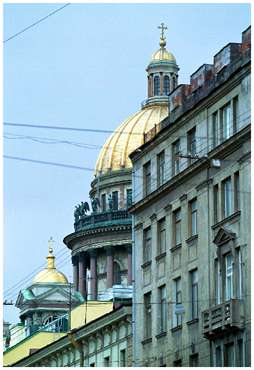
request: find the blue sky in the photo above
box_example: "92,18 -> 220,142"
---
3,2 -> 251,323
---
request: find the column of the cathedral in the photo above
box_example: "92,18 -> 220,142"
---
127,246 -> 132,285
78,253 -> 86,298
149,73 -> 153,97
90,250 -> 97,300
72,256 -> 79,291
160,72 -> 163,95
106,247 -> 114,288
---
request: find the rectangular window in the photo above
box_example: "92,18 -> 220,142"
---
143,227 -> 152,263
158,285 -> 167,333
157,150 -> 165,186
233,96 -> 239,134
189,354 -> 199,367
225,254 -> 233,301
221,103 -> 231,141
172,139 -> 180,176
144,292 -> 152,339
189,199 -> 197,236
225,343 -> 235,367
187,127 -> 196,165
215,346 -> 222,367
104,357 -> 110,367
213,184 -> 219,223
234,171 -> 240,211
238,339 -> 244,367
237,249 -> 243,299
215,259 -> 221,304
126,188 -> 132,208
173,208 -> 181,246
120,349 -> 126,367
173,277 -> 182,327
222,177 -> 232,218
101,194 -> 106,212
190,269 -> 198,319
213,111 -> 220,147
112,191 -> 119,210
157,218 -> 166,255
143,161 -> 151,196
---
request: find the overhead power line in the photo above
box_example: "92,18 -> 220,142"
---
4,3 -> 70,43
4,155 -> 94,172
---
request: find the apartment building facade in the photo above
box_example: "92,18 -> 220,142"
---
130,26 -> 251,367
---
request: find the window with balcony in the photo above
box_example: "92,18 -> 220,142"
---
173,277 -> 182,327
163,75 -> 170,95
187,127 -> 196,165
154,75 -> 160,96
101,194 -> 106,212
143,161 -> 151,196
157,150 -> 165,187
157,218 -> 166,255
222,177 -> 232,218
144,292 -> 152,339
189,198 -> 197,237
112,191 -> 119,210
172,139 -> 181,176
143,227 -> 152,263
173,208 -> 181,246
158,285 -> 167,333
225,254 -> 233,301
190,269 -> 198,320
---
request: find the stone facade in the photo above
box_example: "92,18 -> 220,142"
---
130,26 -> 251,367
12,306 -> 132,367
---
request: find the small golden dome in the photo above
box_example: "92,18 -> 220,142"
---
95,104 -> 168,175
151,47 -> 176,63
33,238 -> 68,284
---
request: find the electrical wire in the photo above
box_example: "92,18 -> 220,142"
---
4,3 -> 70,43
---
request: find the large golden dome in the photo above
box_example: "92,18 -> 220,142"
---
95,104 -> 168,175
33,239 -> 68,284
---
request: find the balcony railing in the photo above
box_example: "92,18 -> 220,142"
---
202,299 -> 243,339
74,209 -> 132,232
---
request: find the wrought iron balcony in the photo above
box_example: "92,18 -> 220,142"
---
202,299 -> 243,339
74,209 -> 132,232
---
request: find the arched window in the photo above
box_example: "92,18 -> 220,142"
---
163,75 -> 170,95
153,76 -> 160,96
113,261 -> 121,285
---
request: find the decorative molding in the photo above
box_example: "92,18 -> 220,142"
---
195,178 -> 213,192
150,213 -> 157,222
211,211 -> 241,230
180,193 -> 187,202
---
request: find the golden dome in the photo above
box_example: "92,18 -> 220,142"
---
151,47 -> 176,63
33,238 -> 68,284
95,104 -> 168,175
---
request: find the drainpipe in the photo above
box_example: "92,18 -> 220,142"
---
67,332 -> 84,367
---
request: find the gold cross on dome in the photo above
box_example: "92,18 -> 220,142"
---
158,22 -> 167,39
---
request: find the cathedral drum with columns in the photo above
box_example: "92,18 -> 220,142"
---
63,25 -> 179,302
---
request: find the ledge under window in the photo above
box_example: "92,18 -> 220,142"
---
170,243 -> 182,252
141,260 -> 152,269
212,210 -> 241,230
171,325 -> 182,333
156,331 -> 167,339
155,252 -> 166,261
141,337 -> 152,345
186,318 -> 199,326
186,234 -> 198,245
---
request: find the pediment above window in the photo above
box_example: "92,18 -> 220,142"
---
213,227 -> 236,246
